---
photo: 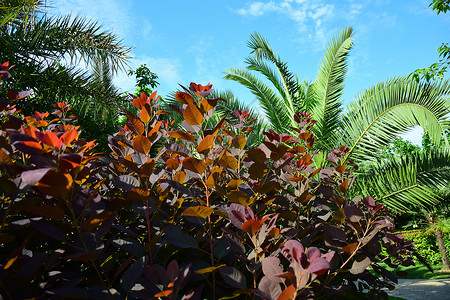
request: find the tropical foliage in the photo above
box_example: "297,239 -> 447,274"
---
0,0 -> 132,118
0,65 -> 414,298
225,27 -> 450,212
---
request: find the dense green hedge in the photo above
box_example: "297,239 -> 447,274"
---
402,230 -> 450,265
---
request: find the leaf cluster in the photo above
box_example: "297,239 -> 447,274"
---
0,68 -> 414,299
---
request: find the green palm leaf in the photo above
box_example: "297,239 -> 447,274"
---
341,78 -> 450,163
354,152 -> 446,211
311,26 -> 353,149
224,67 -> 291,133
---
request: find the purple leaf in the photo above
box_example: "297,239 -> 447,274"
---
228,203 -> 253,228
167,260 -> 179,282
21,167 -> 53,186
262,257 -> 283,283
30,219 -> 66,241
257,276 -> 282,300
307,257 -> 330,276
306,247 -> 321,262
281,240 -> 304,263
121,256 -> 147,291
344,205 -> 363,223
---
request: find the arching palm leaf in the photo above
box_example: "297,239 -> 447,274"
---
353,149 -> 450,211
311,27 -> 353,149
341,78 -> 450,163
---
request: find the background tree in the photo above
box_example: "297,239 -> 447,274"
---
411,0 -> 450,82
0,0 -> 132,118
225,27 -> 450,211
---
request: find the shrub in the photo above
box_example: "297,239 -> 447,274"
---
402,230 -> 450,265
0,65 -> 413,299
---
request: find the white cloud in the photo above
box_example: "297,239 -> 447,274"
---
232,1 -> 335,49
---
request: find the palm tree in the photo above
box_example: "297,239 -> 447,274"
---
224,27 -> 450,210
0,0 -> 132,118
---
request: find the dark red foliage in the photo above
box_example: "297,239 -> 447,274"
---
0,66 -> 413,299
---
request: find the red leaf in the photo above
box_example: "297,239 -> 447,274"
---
241,219 -> 261,235
175,91 -> 194,104
277,284 -> 296,300
37,131 -> 62,148
60,129 -> 78,145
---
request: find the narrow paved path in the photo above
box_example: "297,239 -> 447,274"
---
388,279 -> 450,300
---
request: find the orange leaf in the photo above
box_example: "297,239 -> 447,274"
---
342,242 -> 358,255
133,135 -> 151,154
277,284 -> 296,300
129,117 -> 145,135
173,171 -> 186,184
168,131 -> 195,142
39,131 -> 62,148
128,187 -> 150,203
139,103 -> 152,123
218,155 -> 238,170
81,211 -> 113,231
183,103 -> 203,125
37,172 -> 73,198
175,91 -> 194,104
154,290 -> 173,298
197,135 -> 214,155
148,121 -> 162,141
19,141 -> 42,150
182,157 -> 206,174
227,179 -> 244,189
140,158 -> 155,177
241,219 -> 261,235
298,132 -> 311,141
336,165 -> 346,173
61,129 -> 78,145
166,158 -> 180,170
232,135 -> 246,149
200,98 -> 214,112
338,179 -> 349,194
182,206 -> 213,219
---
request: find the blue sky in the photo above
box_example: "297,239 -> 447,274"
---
50,0 -> 449,144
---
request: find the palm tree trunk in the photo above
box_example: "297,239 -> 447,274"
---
435,228 -> 450,272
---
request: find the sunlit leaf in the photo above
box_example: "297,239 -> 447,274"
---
183,103 -> 203,125
182,157 -> 206,174
197,135 -> 214,155
168,131 -> 195,142
195,264 -> 226,274
182,206 -> 213,219
60,128 -> 78,145
175,91 -> 194,104
241,219 -> 261,235
133,135 -> 151,155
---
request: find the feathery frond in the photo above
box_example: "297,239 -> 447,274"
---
311,26 -> 353,149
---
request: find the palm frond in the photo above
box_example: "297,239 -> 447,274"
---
224,67 -> 292,134
311,27 -> 353,149
354,155 -> 442,212
341,78 -> 450,163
